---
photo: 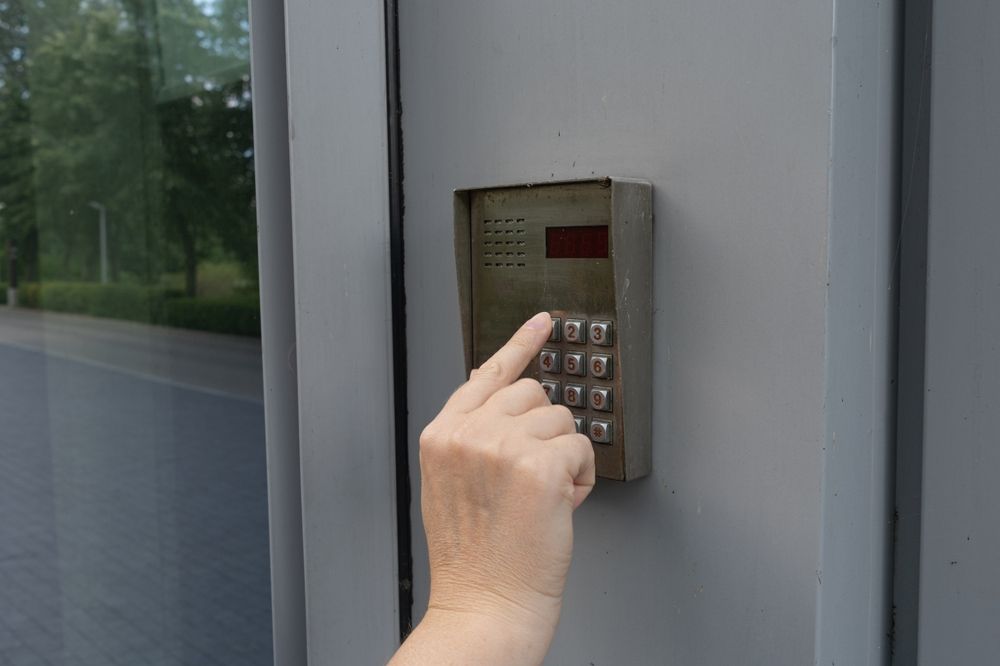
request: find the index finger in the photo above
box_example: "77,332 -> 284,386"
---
444,312 -> 552,414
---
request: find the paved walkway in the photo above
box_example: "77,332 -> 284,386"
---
0,310 -> 272,665
0,308 -> 263,402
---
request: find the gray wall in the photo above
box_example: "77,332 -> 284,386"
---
917,2 -> 1000,662
399,1 -> 896,664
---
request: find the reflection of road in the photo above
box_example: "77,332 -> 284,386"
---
0,308 -> 263,401
0,309 -> 272,665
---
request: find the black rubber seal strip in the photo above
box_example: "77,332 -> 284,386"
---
889,0 -> 933,661
383,0 -> 414,642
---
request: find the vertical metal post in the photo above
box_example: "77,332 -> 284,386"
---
88,201 -> 108,284
247,0 -> 307,663
5,239 -> 16,307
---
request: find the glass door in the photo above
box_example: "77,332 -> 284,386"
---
0,1 -> 273,663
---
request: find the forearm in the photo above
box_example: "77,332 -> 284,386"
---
389,607 -> 553,666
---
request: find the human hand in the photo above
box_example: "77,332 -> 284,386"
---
390,311 -> 596,665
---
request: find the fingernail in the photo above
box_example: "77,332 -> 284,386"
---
524,312 -> 550,330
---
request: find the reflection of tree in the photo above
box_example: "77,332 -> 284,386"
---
160,74 -> 255,295
0,0 -> 256,295
0,0 -> 39,281
28,1 -> 161,282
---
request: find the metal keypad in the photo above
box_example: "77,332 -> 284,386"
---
590,321 -> 613,346
541,380 -> 560,404
564,319 -> 586,344
539,349 -> 560,374
590,353 -> 612,379
564,352 -> 586,376
536,316 -> 616,445
564,383 -> 586,408
590,386 -> 612,412
589,419 -> 612,444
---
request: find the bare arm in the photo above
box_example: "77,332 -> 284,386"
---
389,312 -> 596,665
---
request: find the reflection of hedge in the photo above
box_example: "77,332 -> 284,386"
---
16,282 -> 260,337
164,297 -> 261,337
0,283 -> 6,305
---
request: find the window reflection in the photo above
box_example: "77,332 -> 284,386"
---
0,0 -> 272,663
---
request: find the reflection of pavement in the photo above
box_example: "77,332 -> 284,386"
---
0,308 -> 263,402
0,310 -> 272,665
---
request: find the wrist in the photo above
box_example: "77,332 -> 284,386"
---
415,605 -> 555,666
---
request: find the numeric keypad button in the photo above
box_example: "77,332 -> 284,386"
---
564,319 -> 586,344
590,320 -> 613,346
574,417 -> 586,435
589,418 -> 613,444
564,352 -> 586,376
549,317 -> 561,342
590,353 -> 612,379
564,383 -> 586,408
589,386 -> 612,412
541,380 -> 561,404
539,349 -> 560,374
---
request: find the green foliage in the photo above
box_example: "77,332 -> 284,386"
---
0,283 -> 6,305
0,0 -> 257,294
164,295 -> 259,337
14,281 -> 259,337
193,260 -> 253,297
16,282 -> 170,322
17,283 -> 41,308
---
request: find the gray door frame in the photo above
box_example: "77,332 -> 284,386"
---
249,0 -> 402,663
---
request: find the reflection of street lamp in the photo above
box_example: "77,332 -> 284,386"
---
87,201 -> 109,284
1,202 -> 14,306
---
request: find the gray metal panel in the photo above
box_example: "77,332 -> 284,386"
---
247,0 -> 305,662
282,0 -> 399,662
817,1 -> 899,664
399,1 -> 897,663
454,178 -> 651,480
610,179 -> 653,480
917,2 -> 1000,663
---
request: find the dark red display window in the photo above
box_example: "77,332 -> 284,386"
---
545,225 -> 609,259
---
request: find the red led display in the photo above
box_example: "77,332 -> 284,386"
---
545,225 -> 609,259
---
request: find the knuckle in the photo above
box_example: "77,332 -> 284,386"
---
512,377 -> 538,390
515,378 -> 548,404
419,420 -> 447,452
418,421 -> 440,446
512,453 -> 547,483
554,405 -> 574,422
472,360 -> 504,380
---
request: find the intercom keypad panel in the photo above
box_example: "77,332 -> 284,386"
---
539,315 -> 619,447
455,178 -> 652,481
